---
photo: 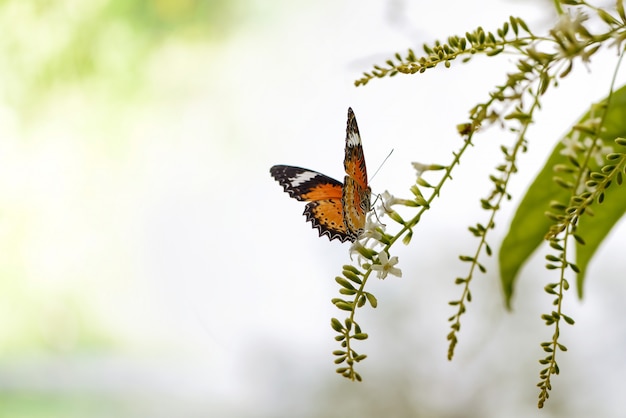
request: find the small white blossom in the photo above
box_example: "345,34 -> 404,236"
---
350,215 -> 387,265
554,9 -> 588,36
559,129 -> 613,166
583,117 -> 602,131
378,190 -> 414,217
552,10 -> 591,62
412,162 -> 430,177
378,190 -> 398,216
583,137 -> 613,166
371,251 -> 402,279
349,240 -> 368,264
360,216 -> 385,244
559,131 -> 582,158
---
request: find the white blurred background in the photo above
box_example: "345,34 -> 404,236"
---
0,0 -> 625,416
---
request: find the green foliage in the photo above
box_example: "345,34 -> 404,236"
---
501,85 -> 626,304
331,164 -> 446,381
338,0 -> 626,410
0,0 -> 237,111
355,17 -> 533,87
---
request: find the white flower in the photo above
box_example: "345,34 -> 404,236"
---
349,240 -> 372,266
377,190 -> 414,217
553,10 -> 588,36
583,137 -> 613,166
412,162 -> 430,177
378,190 -> 398,216
371,251 -> 402,279
412,161 -> 446,176
552,10 -> 596,64
559,131 -> 582,158
349,215 -> 387,265
360,216 -> 385,243
559,129 -> 613,166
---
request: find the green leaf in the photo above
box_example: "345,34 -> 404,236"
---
330,317 -> 344,332
342,270 -> 362,284
499,151 -> 569,308
353,354 -> 367,362
499,84 -> 626,308
575,100 -> 626,297
335,277 -> 356,290
334,301 -> 354,311
364,292 -> 378,308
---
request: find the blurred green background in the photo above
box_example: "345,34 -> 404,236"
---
1,1 -> 247,416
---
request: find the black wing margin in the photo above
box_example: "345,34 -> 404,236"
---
270,165 -> 342,201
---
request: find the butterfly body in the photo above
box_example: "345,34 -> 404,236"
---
270,108 -> 370,243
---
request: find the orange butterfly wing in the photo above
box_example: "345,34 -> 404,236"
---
342,108 -> 371,238
270,108 -> 370,243
269,165 -> 354,242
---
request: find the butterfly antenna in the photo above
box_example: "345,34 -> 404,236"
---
370,149 -> 394,182
367,149 -> 393,228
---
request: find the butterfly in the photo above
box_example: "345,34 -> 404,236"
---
270,108 -> 371,242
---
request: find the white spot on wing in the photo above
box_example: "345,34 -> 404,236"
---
291,171 -> 318,186
347,131 -> 361,147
